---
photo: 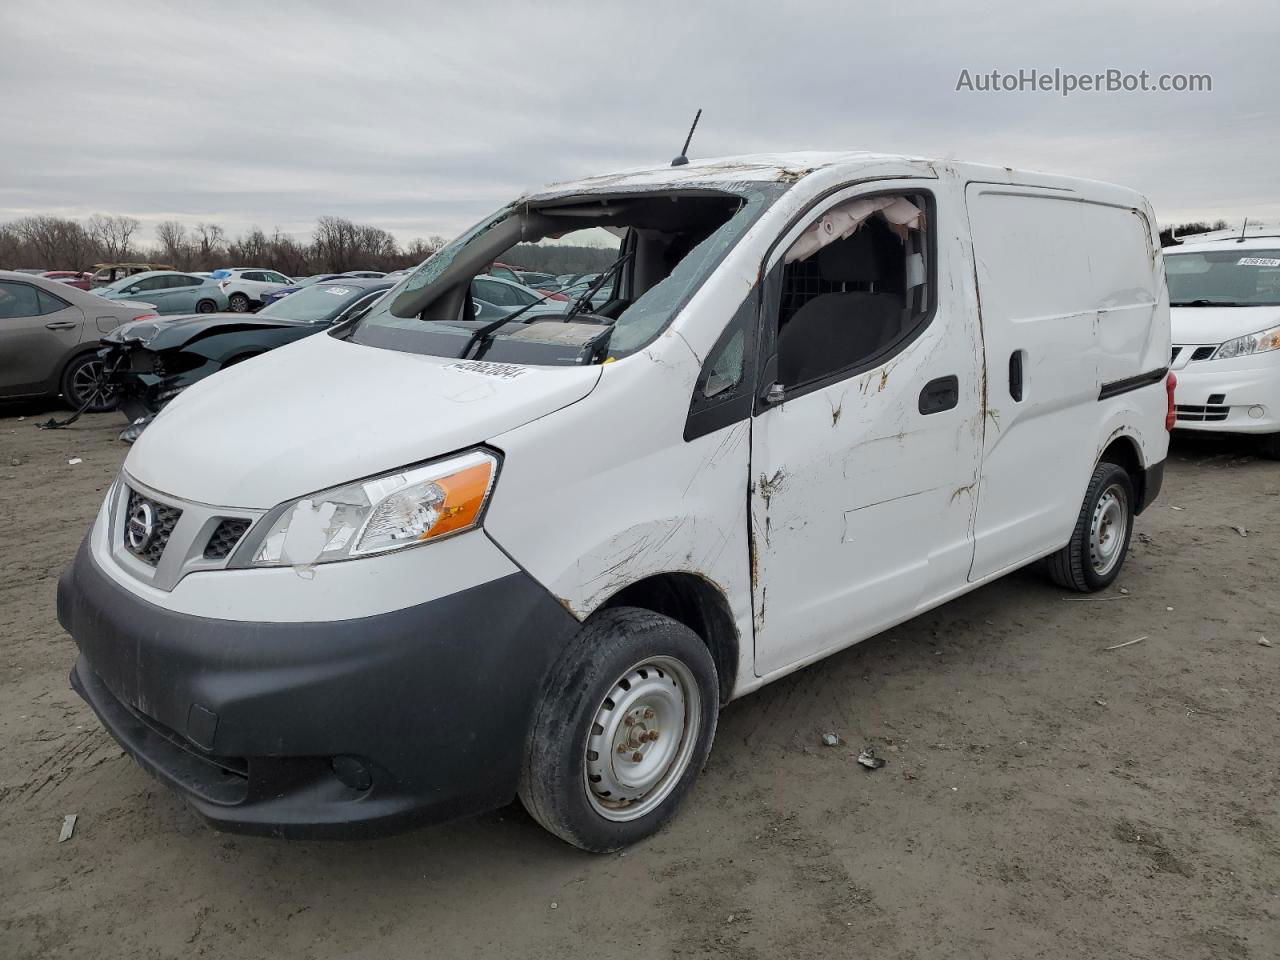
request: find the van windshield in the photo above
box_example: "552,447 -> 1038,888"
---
1166,249 -> 1280,306
342,183 -> 786,367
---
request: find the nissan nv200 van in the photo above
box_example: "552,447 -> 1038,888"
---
1166,231 -> 1280,457
57,152 -> 1173,851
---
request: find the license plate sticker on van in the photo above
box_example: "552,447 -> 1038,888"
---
446,360 -> 528,380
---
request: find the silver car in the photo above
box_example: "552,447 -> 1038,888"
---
94,271 -> 229,314
0,270 -> 156,411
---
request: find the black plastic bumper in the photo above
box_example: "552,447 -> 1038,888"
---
1136,458 -> 1165,515
58,537 -> 580,838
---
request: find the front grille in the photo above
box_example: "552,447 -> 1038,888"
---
204,518 -> 250,560
1176,403 -> 1229,422
124,488 -> 182,565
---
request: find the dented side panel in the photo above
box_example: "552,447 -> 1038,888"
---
748,178 -> 984,678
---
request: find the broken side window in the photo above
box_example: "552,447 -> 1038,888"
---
772,192 -> 932,388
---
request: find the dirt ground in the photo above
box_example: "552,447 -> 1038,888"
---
1,407 -> 1276,960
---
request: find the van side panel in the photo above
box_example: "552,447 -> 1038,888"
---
965,185 -> 1163,581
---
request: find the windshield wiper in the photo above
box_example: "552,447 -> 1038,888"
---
1171,299 -> 1255,307
561,251 -> 633,324
456,283 -> 575,359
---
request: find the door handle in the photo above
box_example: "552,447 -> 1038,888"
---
918,375 -> 959,415
45,321 -> 77,330
1009,349 -> 1025,402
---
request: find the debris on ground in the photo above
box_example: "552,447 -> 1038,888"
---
1260,637 -> 1273,648
58,814 -> 77,843
821,733 -> 840,747
1104,636 -> 1148,651
1064,595 -> 1129,602
67,458 -> 83,465
1170,505 -> 1185,511
1137,532 -> 1154,544
1095,698 -> 1108,706
1231,526 -> 1249,537
856,747 -> 886,770
1119,587 -> 1130,595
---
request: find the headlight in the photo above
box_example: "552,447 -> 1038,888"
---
248,449 -> 497,567
1214,324 -> 1280,360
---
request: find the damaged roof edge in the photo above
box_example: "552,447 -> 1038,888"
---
528,152 -> 942,201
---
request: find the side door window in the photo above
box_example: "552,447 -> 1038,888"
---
769,193 -> 932,395
472,278 -> 518,307
0,280 -> 40,319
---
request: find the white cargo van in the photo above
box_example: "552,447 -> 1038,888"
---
58,153 -> 1172,851
1165,232 -> 1280,457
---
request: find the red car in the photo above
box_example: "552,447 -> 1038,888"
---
40,271 -> 93,291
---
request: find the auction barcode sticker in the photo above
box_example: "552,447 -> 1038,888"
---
1237,257 -> 1280,267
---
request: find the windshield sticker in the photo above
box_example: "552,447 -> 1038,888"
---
324,286 -> 353,295
1237,257 -> 1280,267
446,360 -> 528,380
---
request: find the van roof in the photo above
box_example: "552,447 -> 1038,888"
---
531,151 -> 1149,209
1167,233 -> 1280,252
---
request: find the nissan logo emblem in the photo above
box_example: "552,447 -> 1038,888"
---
127,501 -> 155,552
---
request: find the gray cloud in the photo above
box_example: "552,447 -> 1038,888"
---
2,0 -> 1276,247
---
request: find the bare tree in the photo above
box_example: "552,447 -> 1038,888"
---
13,216 -> 98,269
155,220 -> 191,268
193,222 -> 227,264
87,213 -> 141,261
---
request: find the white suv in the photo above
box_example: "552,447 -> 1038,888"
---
216,268 -> 293,312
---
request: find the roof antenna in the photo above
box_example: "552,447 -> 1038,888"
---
671,108 -> 702,167
1237,217 -> 1249,242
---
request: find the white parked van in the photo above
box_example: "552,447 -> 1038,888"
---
1165,232 -> 1280,458
58,153 -> 1173,851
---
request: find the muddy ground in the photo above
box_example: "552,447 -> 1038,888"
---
1,407 -> 1276,960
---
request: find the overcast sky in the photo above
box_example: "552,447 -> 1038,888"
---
2,0 -> 1276,247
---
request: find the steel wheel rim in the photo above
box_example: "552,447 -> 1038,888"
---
1089,483 -> 1128,576
71,360 -> 114,409
584,656 -> 701,822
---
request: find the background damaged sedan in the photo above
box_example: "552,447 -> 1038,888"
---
101,276 -> 393,425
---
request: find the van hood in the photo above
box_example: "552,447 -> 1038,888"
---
126,331 -> 602,508
1171,305 -> 1280,344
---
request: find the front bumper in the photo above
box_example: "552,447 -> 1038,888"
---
1172,356 -> 1280,434
99,343 -> 202,420
58,537 -> 580,838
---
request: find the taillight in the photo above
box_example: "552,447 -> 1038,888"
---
133,313 -> 158,322
1165,371 -> 1177,431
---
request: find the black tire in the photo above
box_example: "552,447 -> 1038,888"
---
519,607 -> 719,852
60,353 -> 118,412
228,292 -> 251,312
196,299 -> 217,313
1046,461 -> 1135,592
1259,433 -> 1280,461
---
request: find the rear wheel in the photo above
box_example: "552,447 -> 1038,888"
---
196,298 -> 217,313
1046,461 -> 1135,592
519,607 -> 719,852
228,292 -> 251,312
60,354 -> 117,412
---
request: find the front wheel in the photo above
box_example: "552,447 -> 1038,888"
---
61,353 -> 118,412
228,292 -> 251,312
1046,461 -> 1135,592
519,607 -> 719,852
